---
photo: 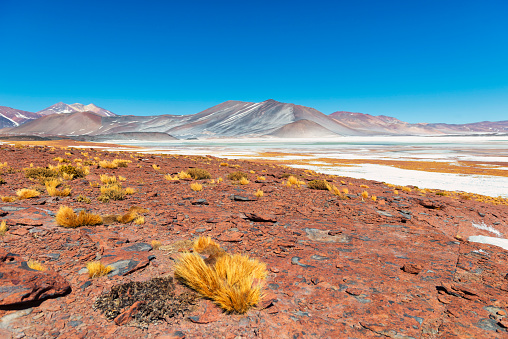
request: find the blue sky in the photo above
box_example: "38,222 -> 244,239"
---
0,0 -> 507,123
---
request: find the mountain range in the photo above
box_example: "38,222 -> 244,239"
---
0,99 -> 507,139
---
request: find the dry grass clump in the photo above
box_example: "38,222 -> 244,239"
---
164,174 -> 180,181
53,156 -> 70,163
255,190 -> 264,197
152,164 -> 161,170
239,177 -> 250,185
0,220 -> 8,235
307,179 -> 329,190
125,187 -> 136,195
0,177 -> 5,185
151,240 -> 162,250
361,191 -> 369,200
100,174 -> 117,184
45,179 -> 71,197
178,171 -> 192,180
360,184 -> 369,188
285,175 -> 304,188
371,195 -> 377,201
75,195 -> 92,203
175,236 -> 267,314
220,162 -> 229,167
87,261 -> 113,279
27,260 -> 46,271
187,168 -> 212,180
134,215 -> 145,224
118,175 -> 126,181
116,206 -> 148,224
227,171 -> 248,181
1,196 -> 16,202
24,167 -> 59,182
16,188 -> 40,200
256,176 -> 266,181
190,183 -> 203,191
58,164 -> 88,179
98,183 -> 126,202
99,159 -> 131,169
56,205 -> 102,228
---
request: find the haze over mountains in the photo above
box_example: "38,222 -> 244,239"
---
0,99 -> 507,140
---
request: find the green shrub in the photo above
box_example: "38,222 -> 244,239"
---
25,167 -> 58,180
187,168 -> 212,180
227,171 -> 248,181
307,180 -> 329,190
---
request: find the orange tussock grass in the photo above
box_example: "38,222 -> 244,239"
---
361,191 -> 369,199
56,205 -> 102,228
255,190 -> 264,197
342,188 -> 349,194
256,176 -> 266,181
165,174 -> 179,181
190,183 -> 203,191
134,216 -> 145,224
151,240 -> 162,250
100,174 -> 117,184
45,180 -> 71,197
125,187 -> 136,195
371,195 -> 377,201
152,164 -> 160,170
360,184 -> 369,188
116,206 -> 148,224
1,196 -> 16,202
239,177 -> 250,185
175,243 -> 267,313
27,260 -> 46,271
0,220 -> 8,235
178,171 -> 192,179
86,261 -> 112,279
16,188 -> 40,200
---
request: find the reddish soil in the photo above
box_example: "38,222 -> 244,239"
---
0,144 -> 507,338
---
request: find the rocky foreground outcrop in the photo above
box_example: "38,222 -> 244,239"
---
0,143 -> 507,338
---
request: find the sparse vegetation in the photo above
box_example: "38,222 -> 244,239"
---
87,261 -> 113,279
175,237 -> 267,314
151,240 -> 162,250
0,220 -> 8,235
1,196 -> 16,202
16,188 -> 40,200
307,180 -> 329,190
190,183 -> 203,191
99,159 -> 131,169
45,179 -> 71,197
56,205 -> 102,228
227,171 -> 248,181
255,190 -> 264,197
187,168 -> 212,180
98,183 -> 126,202
27,260 -> 46,271
75,195 -> 92,203
239,177 -> 250,185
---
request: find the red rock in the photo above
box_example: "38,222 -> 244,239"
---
241,212 -> 277,222
8,228 -> 29,236
114,301 -> 144,326
188,300 -> 224,324
0,252 -> 70,306
217,231 -> 243,242
401,263 -> 423,274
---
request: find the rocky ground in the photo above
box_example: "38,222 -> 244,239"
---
0,143 -> 507,338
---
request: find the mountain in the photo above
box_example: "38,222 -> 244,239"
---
268,119 -> 340,138
10,111 -> 103,136
37,102 -> 116,117
330,111 -> 508,135
0,106 -> 42,128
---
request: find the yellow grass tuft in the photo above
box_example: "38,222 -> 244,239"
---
152,164 -> 160,170
56,205 -> 102,228
134,215 -> 145,224
190,183 -> 203,191
249,170 -> 255,174
193,236 -> 222,254
361,191 -> 369,199
360,184 -> 369,188
239,177 -> 250,185
1,196 -> 16,202
175,239 -> 267,314
220,162 -> 229,167
27,260 -> 46,271
125,187 -> 136,195
342,188 -> 349,194
100,174 -> 117,184
151,240 -> 162,250
256,176 -> 266,181
255,189 -> 264,197
371,195 -> 377,201
394,190 -> 399,195
217,177 -> 223,183
86,261 -> 112,279
16,188 -> 40,200
164,174 -> 179,181
178,171 -> 192,179
0,220 -> 8,235
118,175 -> 126,181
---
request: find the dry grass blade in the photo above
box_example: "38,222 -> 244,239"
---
16,188 -> 40,199
87,261 -> 112,279
56,205 -> 102,228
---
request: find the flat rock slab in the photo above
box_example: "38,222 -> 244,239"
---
99,245 -> 153,277
304,228 -> 351,243
0,251 -> 71,307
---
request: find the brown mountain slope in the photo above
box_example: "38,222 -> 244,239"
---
9,111 -> 103,136
268,119 -> 340,138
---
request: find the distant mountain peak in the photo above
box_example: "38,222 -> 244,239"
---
37,102 -> 116,117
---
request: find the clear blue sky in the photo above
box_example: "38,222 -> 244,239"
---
1,0 -> 507,123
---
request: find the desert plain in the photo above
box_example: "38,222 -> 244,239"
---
0,138 -> 507,338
